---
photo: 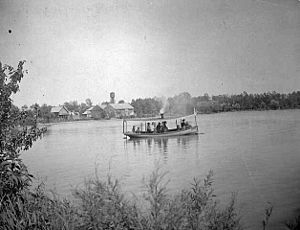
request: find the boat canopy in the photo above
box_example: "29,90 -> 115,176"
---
123,113 -> 196,122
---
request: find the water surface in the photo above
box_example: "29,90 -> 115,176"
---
22,110 -> 300,229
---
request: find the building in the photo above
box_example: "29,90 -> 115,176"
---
50,106 -> 70,119
82,105 -> 105,119
104,103 -> 134,118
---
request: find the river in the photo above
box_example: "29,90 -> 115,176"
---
22,109 -> 300,229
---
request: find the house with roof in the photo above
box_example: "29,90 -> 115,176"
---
104,103 -> 134,118
50,105 -> 70,119
82,105 -> 106,119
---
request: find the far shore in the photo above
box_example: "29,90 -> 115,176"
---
38,108 -> 299,127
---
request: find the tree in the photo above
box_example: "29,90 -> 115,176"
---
270,99 -> 279,110
203,93 -> 210,101
0,61 -> 46,224
79,102 -> 88,114
39,103 -> 53,122
131,98 -> 162,117
64,100 -> 79,112
168,92 -> 193,115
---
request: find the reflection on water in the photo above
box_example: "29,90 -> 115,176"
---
22,110 -> 300,230
126,135 -> 199,161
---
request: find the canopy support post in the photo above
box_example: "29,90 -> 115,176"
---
194,108 -> 198,132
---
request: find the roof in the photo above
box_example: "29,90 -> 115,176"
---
86,106 -> 95,111
83,105 -> 104,114
109,103 -> 134,110
86,105 -> 104,111
50,106 -> 69,113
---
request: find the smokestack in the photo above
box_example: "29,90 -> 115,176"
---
159,97 -> 169,117
160,108 -> 165,119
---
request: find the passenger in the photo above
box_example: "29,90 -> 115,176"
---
152,122 -> 156,131
185,121 -> 191,129
136,127 -> 140,133
146,122 -> 152,133
162,121 -> 168,132
156,122 -> 161,133
181,119 -> 186,129
132,126 -> 136,133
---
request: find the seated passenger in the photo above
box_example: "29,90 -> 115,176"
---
156,122 -> 162,133
185,121 -> 191,129
146,122 -> 152,133
162,121 -> 168,132
152,122 -> 156,131
181,119 -> 186,129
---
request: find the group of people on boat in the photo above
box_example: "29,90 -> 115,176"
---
179,119 -> 191,130
131,119 -> 192,134
151,121 -> 168,133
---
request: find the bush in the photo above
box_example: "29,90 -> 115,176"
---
71,168 -> 242,230
0,183 -> 79,229
1,167 -> 243,229
73,175 -> 141,229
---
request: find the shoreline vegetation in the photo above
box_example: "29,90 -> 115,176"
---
1,61 -> 300,229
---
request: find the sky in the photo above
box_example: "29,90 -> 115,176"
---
1,0 -> 299,106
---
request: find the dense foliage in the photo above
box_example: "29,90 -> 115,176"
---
209,91 -> 300,112
71,169 -> 242,230
0,61 -> 46,227
131,98 -> 163,117
131,91 -> 300,117
132,91 -> 300,117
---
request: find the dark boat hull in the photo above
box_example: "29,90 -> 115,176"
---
124,126 -> 198,138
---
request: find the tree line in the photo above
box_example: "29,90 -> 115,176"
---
17,90 -> 300,123
132,91 -> 300,117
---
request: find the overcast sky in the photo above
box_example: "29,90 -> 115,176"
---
1,0 -> 299,106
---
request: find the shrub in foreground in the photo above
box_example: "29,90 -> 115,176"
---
72,168 -> 241,230
0,183 -> 79,229
1,168 -> 242,229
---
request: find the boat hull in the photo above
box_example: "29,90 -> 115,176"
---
124,126 -> 198,138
